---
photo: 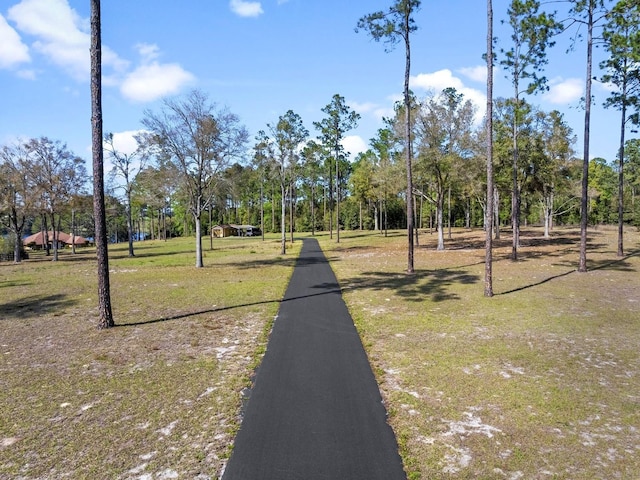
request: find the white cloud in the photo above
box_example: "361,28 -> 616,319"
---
16,69 -> 36,80
411,69 -> 466,92
411,69 -> 486,124
599,80 -> 617,93
103,130 -> 148,175
106,130 -> 145,156
341,135 -> 368,159
8,0 -> 90,79
349,101 -> 378,114
135,43 -> 161,63
121,63 -> 195,102
349,100 -> 394,122
229,0 -> 264,17
7,0 -> 128,80
0,14 -> 30,68
458,65 -> 486,83
543,78 -> 583,105
118,41 -> 194,102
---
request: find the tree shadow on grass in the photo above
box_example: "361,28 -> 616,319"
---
114,298 -> 283,327
589,249 -> 640,272
496,269 -> 576,296
496,249 -> 640,296
0,293 -> 77,320
115,287 -> 349,328
116,269 -> 479,328
0,279 -> 32,289
219,254 -> 342,271
339,268 -> 480,302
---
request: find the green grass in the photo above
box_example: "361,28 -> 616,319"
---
318,225 -> 640,479
2,227 -> 640,479
0,235 -> 299,479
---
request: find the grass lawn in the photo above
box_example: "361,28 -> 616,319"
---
0,235 -> 299,479
320,225 -> 640,479
1,226 -> 639,479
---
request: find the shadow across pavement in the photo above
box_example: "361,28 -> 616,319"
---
222,238 -> 407,480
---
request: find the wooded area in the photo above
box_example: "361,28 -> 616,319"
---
2,0 -> 639,272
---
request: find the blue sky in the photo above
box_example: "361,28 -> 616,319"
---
0,0 -> 630,172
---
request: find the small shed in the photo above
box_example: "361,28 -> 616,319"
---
211,224 -> 237,238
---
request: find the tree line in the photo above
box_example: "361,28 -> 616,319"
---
1,0 -> 639,325
3,91 -> 638,259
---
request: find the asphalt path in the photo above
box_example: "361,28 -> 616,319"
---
222,238 -> 407,480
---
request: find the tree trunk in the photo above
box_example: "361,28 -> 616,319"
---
542,190 -> 551,239
91,0 -> 114,328
290,182 -> 294,244
162,206 -> 166,241
384,199 -> 388,237
617,88 -> 626,257
42,215 -> 50,256
209,205 -> 214,250
50,213 -> 59,261
437,190 -> 445,251
329,160 -> 334,240
12,212 -> 24,263
447,186 -> 452,240
465,197 -> 471,229
404,9 -> 414,274
414,194 -> 420,247
271,184 -> 276,233
550,190 -> 555,231
126,193 -> 134,257
260,181 -> 264,241
485,0 -> 494,297
543,197 -> 551,239
374,202 -> 379,231
511,93 -> 520,261
429,202 -> 433,234
323,184 -> 327,232
281,182 -> 286,255
494,186 -> 501,240
336,147 -> 341,243
310,183 -> 315,236
71,209 -> 76,254
579,1 -> 594,273
194,211 -> 203,268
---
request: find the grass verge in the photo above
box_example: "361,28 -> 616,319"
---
0,235 -> 299,479
3,226 -> 639,479
320,225 -> 640,479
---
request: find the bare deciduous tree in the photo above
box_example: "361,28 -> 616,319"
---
24,137 -> 86,261
104,133 -> 146,257
0,143 -> 31,263
142,90 -> 248,267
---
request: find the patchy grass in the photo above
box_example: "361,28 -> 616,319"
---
320,225 -> 640,480
0,235 -> 299,479
3,226 -> 639,479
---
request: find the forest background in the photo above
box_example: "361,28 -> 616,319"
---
1,0 -> 639,258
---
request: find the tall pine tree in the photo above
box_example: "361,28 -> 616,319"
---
90,0 -> 114,329
601,0 -> 640,256
357,0 -> 420,273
